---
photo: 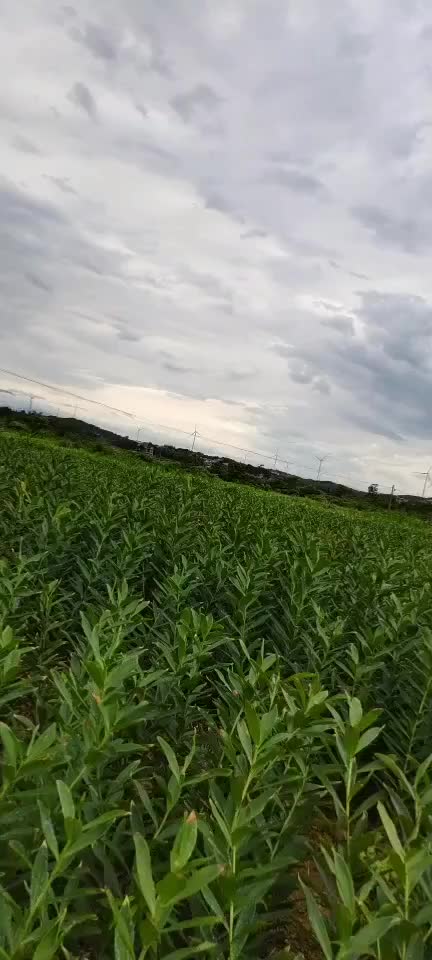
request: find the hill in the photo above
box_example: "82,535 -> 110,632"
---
1,404 -> 431,520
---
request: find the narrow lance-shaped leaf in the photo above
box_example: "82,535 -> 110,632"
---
134,833 -> 156,916
171,811 -> 198,873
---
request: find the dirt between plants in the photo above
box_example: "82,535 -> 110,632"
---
268,821 -> 334,960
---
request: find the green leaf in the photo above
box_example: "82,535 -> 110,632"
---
62,810 -> 125,860
376,754 -> 415,798
414,903 -> 432,926
237,719 -> 253,764
244,703 -> 261,744
38,802 -> 59,861
159,865 -> 223,905
209,798 -> 231,845
162,944 -> 216,960
343,915 -> 399,955
26,724 -> 57,762
106,892 -> 135,960
247,789 -> 274,821
377,802 -> 404,860
300,881 -> 333,960
406,848 -> 432,895
0,722 -> 20,770
415,753 -> 432,787
170,811 -> 198,873
113,898 -> 135,960
333,852 -> 355,917
134,781 -> 158,828
355,726 -> 382,755
33,925 -> 58,960
56,780 -> 75,820
260,706 -> 278,742
349,697 -> 363,728
134,833 -> 156,916
157,736 -> 180,782
30,843 -> 49,914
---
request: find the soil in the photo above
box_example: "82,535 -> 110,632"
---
267,820 -> 335,960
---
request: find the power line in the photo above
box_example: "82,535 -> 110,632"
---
0,367 -> 194,440
0,368 -> 135,420
0,367 -> 415,496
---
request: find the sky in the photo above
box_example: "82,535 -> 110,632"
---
1,0 -> 432,494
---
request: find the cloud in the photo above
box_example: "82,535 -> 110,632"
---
241,228 -> 267,240
264,167 -> 326,195
45,176 -> 77,195
352,205 -> 431,253
0,182 -> 64,230
67,81 -> 97,119
277,291 -> 432,443
1,0 -> 432,492
160,358 -> 194,375
116,328 -> 141,342
172,83 -> 222,121
322,314 -> 355,335
78,22 -> 117,61
203,190 -> 234,214
12,134 -> 41,154
25,272 -> 52,293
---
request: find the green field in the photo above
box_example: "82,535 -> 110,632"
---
1,433 -> 432,960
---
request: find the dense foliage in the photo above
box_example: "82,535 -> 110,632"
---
0,433 -> 432,960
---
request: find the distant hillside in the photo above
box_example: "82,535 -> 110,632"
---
1,405 -> 431,520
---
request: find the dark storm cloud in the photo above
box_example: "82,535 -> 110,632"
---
68,81 -> 97,119
348,412 -> 404,444
279,291 -> 432,442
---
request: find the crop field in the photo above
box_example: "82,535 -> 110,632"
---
0,432 -> 432,960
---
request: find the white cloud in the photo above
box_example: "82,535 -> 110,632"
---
1,0 -> 432,493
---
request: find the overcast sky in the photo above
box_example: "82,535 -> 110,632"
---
2,0 -> 432,493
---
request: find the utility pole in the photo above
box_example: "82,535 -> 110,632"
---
315,455 -> 328,482
191,425 -> 198,451
388,484 -> 396,510
28,394 -> 35,414
273,449 -> 279,469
